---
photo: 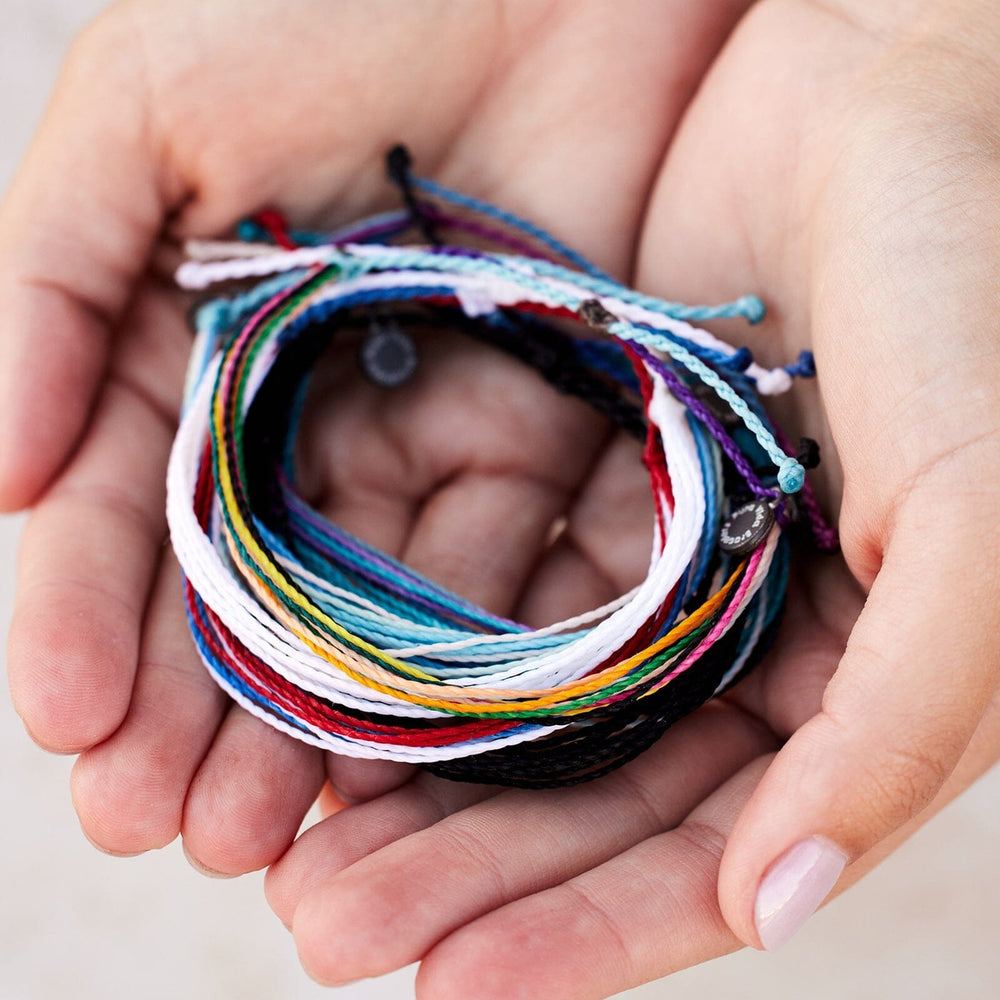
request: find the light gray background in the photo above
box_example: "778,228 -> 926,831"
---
1,3 -> 998,998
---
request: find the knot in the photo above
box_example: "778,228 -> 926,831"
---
729,346 -> 754,373
754,368 -> 793,396
796,436 -> 821,470
384,144 -> 440,245
236,219 -> 266,242
784,350 -> 816,379
777,457 -> 806,494
736,295 -> 766,324
385,143 -> 414,185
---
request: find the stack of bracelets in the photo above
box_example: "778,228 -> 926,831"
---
168,147 -> 837,788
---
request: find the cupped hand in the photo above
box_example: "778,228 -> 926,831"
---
261,0 -> 1000,996
1,0 -> 751,876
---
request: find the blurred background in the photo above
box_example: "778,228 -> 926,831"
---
1,2 -> 998,998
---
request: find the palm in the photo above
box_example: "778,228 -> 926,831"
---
638,0 -> 1000,757
10,0 -> 1000,997
264,334 -> 864,999
266,3 -> 1000,996
7,0 -> 757,876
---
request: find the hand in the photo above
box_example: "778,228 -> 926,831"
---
1,0 -> 752,878
262,0 -> 1000,995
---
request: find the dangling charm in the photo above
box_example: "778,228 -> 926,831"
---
360,318 -> 419,388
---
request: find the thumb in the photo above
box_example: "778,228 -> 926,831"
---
718,474 -> 1000,950
0,11 -> 170,509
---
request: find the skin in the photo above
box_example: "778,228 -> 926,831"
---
4,0 -> 1000,995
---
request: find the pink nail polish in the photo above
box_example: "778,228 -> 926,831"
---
754,836 -> 847,951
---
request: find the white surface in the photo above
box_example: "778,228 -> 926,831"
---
2,3 -> 999,998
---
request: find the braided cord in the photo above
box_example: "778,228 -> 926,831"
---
166,157 -> 835,785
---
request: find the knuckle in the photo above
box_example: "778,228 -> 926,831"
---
62,2 -> 146,101
64,10 -> 121,80
605,766 -> 670,831
560,879 -> 634,977
822,700 -> 970,841
436,821 -> 508,900
671,818 -> 729,869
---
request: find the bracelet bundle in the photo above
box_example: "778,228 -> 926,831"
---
168,148 -> 835,787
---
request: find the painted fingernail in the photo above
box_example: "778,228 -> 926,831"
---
754,836 -> 847,951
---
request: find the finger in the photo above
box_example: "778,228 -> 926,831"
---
516,431 -> 652,625
289,705 -> 776,987
316,782 -> 347,819
401,470 -> 578,617
442,0 -> 759,275
724,554 -> 865,737
515,535 -> 620,628
298,332 -> 600,800
322,437 -> 610,803
301,427 -> 419,808
836,679 -> 1000,893
324,754 -> 415,806
265,773 -> 497,929
283,471 -> 418,808
69,556 -> 227,855
416,756 -> 773,1000
324,468 -> 600,803
719,483 -> 1000,951
297,374 -> 427,805
7,379 -> 173,752
0,13 -> 169,509
181,707 -> 326,877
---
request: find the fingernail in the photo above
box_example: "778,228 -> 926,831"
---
81,829 -> 144,858
182,842 -> 237,879
754,836 -> 847,951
